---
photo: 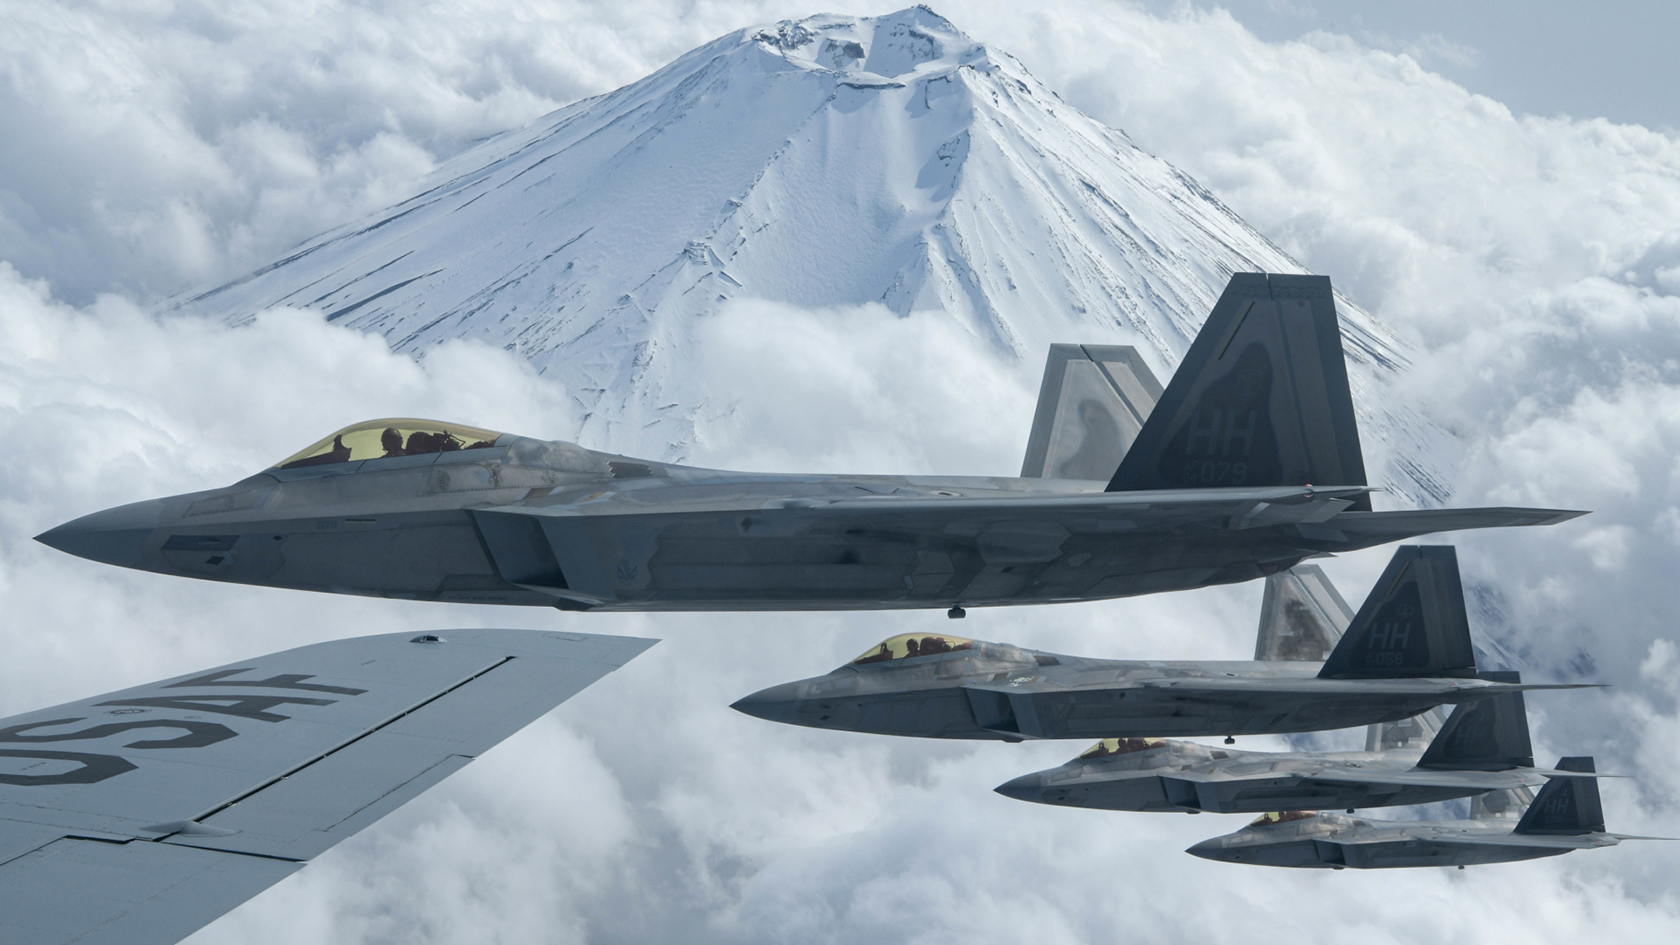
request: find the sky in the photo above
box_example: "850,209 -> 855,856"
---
3,2 -> 1680,943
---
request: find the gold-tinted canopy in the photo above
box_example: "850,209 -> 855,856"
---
276,418 -> 504,469
850,632 -> 974,665
1248,810 -> 1317,828
1077,737 -> 1165,760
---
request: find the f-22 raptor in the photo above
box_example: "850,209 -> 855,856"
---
38,273 -> 1581,612
992,562 -> 1573,814
1186,759 -> 1672,869
729,546 -> 1592,740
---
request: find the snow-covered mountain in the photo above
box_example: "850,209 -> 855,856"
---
167,6 -> 1452,504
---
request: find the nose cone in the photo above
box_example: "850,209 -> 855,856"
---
35,499 -> 164,568
994,771 -> 1049,804
729,681 -> 805,725
1185,837 -> 1235,862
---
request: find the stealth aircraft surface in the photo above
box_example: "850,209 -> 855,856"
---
730,546 -> 1591,740
38,273 -> 1582,612
0,627 -> 653,945
993,561 -> 1569,813
993,679 -> 1574,813
1187,759 -> 1670,869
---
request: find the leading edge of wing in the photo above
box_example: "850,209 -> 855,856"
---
0,628 -> 655,945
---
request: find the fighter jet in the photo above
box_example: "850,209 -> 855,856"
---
729,546 -> 1593,740
0,627 -> 653,945
992,678 -> 1578,813
992,561 -> 1566,813
1186,759 -> 1672,869
37,273 -> 1581,613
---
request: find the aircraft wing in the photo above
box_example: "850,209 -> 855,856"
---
0,628 -> 654,945
1134,678 -> 1596,698
521,484 -> 1376,521
1299,768 -> 1552,791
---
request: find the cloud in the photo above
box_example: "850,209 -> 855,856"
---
5,3 -> 1680,944
684,298 -> 1036,476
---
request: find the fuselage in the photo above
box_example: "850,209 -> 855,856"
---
995,739 -> 1549,813
34,432 -> 1456,612
1188,812 -> 1614,869
730,638 -> 1527,741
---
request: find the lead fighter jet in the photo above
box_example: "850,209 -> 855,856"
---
38,273 -> 1582,612
729,546 -> 1592,740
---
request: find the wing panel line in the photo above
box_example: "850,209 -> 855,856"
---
181,656 -> 515,827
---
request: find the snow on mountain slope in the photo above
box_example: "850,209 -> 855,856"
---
165,6 -> 1453,505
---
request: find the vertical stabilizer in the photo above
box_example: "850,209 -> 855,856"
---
1319,546 -> 1478,679
1021,345 -> 1162,479
1253,564 -> 1353,661
1106,273 -> 1370,509
1417,673 -> 1535,770
1471,786 -> 1536,820
1515,758 -> 1605,834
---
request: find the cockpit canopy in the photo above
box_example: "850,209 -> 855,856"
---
850,633 -> 974,665
1078,737 -> 1166,760
276,418 -> 504,469
1249,810 -> 1317,828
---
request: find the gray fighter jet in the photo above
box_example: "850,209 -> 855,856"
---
729,546 -> 1592,740
1186,759 -> 1672,869
0,627 -> 653,945
992,562 -> 1565,813
992,678 -> 1576,813
37,273 -> 1581,613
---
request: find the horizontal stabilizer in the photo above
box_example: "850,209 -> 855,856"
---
1108,273 -> 1369,508
1333,508 -> 1589,537
1021,344 -> 1162,479
1320,546 -> 1477,679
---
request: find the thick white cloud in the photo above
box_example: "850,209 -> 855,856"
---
4,2 -> 1680,944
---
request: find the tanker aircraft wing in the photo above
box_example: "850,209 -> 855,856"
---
0,628 -> 653,945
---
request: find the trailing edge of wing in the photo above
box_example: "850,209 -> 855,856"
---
0,628 -> 655,945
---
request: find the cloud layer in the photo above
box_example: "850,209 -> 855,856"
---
3,2 -> 1680,943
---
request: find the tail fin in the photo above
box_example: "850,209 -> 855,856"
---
1417,672 -> 1534,769
1106,272 -> 1369,509
1253,564 -> 1353,661
1471,786 -> 1536,820
1021,345 -> 1162,480
1318,546 -> 1478,679
1515,758 -> 1605,834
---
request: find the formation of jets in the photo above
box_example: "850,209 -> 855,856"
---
15,273 -> 1663,943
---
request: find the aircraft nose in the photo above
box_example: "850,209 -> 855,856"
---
993,772 -> 1049,803
35,499 -> 164,567
729,682 -> 804,725
1184,838 -> 1235,862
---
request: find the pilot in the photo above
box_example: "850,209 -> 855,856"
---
380,427 -> 405,458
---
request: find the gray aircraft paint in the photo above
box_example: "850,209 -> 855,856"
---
36,274 -> 1583,613
0,628 -> 654,945
1186,758 -> 1672,869
1108,274 -> 1369,509
1019,344 -> 1162,480
992,676 -> 1568,814
731,546 -> 1593,741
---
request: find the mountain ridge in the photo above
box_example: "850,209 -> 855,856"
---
166,6 -> 1452,506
